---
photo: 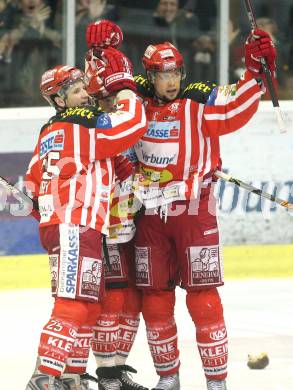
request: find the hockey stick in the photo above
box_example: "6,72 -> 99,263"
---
0,175 -> 38,211
243,0 -> 287,133
215,170 -> 293,210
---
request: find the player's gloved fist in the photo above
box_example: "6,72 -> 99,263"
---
86,19 -> 123,49
98,47 -> 137,94
245,28 -> 276,79
114,155 -> 135,182
85,50 -> 109,98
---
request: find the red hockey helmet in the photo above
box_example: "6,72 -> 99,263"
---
40,65 -> 85,106
142,42 -> 185,79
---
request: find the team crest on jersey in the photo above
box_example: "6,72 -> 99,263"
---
49,254 -> 58,295
135,246 -> 152,286
103,244 -> 124,278
40,129 -> 64,158
187,245 -> 223,287
80,257 -> 102,299
168,102 -> 180,113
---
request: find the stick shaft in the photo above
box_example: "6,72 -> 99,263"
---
215,170 -> 293,209
243,0 -> 286,133
0,175 -> 38,210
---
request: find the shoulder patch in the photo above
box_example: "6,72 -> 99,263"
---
52,105 -> 100,127
182,81 -> 217,104
134,74 -> 154,98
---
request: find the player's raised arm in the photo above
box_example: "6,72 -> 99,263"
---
203,28 -> 276,137
86,47 -> 147,160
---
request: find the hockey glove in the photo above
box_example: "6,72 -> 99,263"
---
85,50 -> 108,98
245,28 -> 276,80
114,155 -> 135,182
97,47 -> 136,94
86,19 -> 123,49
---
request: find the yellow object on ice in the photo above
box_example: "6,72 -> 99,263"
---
0,244 -> 293,290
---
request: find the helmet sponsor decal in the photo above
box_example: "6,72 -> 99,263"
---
144,45 -> 157,59
159,48 -> 175,58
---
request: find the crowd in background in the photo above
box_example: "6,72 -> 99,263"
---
0,0 -> 292,107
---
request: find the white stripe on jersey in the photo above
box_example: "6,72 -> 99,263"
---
204,90 -> 263,121
97,101 -> 146,140
101,159 -> 113,235
65,124 -> 81,223
197,104 -> 205,174
90,161 -> 102,229
183,100 -> 192,181
81,128 -> 95,226
204,136 -> 211,175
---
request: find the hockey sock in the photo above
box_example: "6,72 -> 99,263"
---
143,290 -> 180,376
116,287 -> 142,365
92,289 -> 124,367
186,288 -> 228,380
38,317 -> 79,376
65,325 -> 93,374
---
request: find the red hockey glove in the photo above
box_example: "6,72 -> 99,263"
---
86,19 -> 123,49
85,50 -> 108,98
245,28 -> 276,79
98,47 -> 136,94
114,155 -> 135,182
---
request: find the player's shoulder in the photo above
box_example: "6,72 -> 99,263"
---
181,80 -> 217,104
134,74 -> 154,98
48,105 -> 102,128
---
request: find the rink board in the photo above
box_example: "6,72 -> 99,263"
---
1,244 -> 293,290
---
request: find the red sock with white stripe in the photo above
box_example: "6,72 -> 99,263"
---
116,287 -> 142,365
196,321 -> 228,380
92,289 -> 125,367
145,320 -> 180,376
38,317 -> 78,376
116,314 -> 140,365
64,325 -> 93,374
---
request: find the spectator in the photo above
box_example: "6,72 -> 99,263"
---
0,0 -> 14,63
229,18 -> 245,82
182,0 -> 217,32
151,0 -> 199,79
255,16 -> 288,93
75,0 -> 119,69
190,32 -> 217,81
0,0 -> 62,106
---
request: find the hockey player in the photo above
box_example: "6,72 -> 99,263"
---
85,20 -> 277,390
134,34 -> 275,390
132,35 -> 275,390
24,49 -> 147,390
85,71 -> 147,390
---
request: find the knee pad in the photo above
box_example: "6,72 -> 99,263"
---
122,288 -> 142,315
186,288 -> 223,326
52,297 -> 89,327
142,290 -> 175,323
101,289 -> 125,314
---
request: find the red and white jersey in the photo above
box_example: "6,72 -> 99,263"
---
26,93 -> 147,233
134,71 -> 263,208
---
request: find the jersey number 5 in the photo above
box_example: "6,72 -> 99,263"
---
42,151 -> 60,180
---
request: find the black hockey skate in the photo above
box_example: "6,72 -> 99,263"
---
116,365 -> 149,390
96,366 -> 122,390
